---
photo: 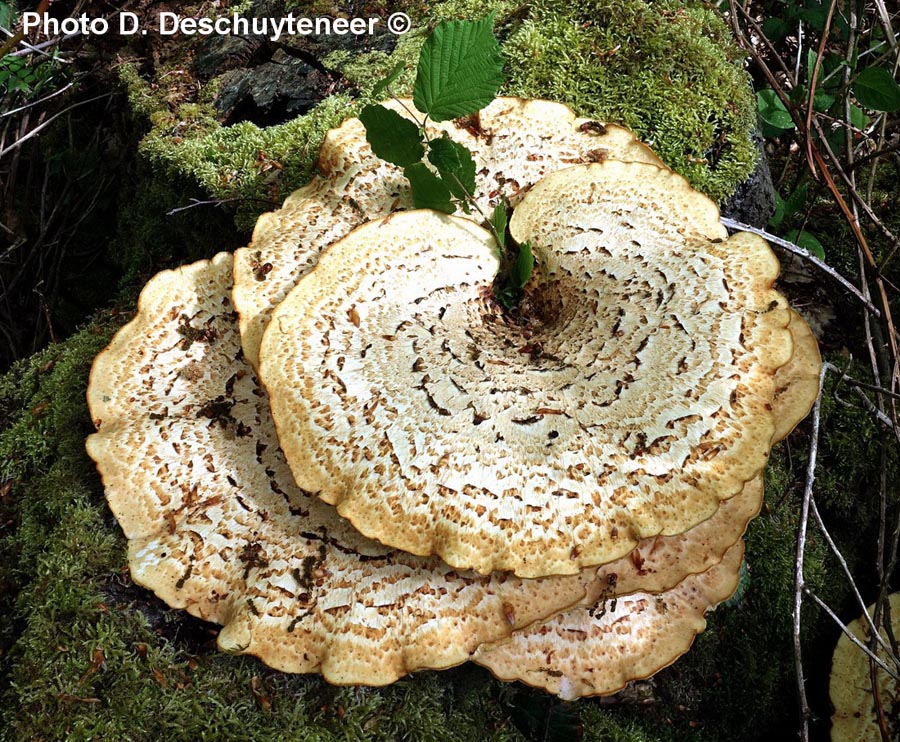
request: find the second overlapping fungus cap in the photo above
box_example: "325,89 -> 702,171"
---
260,160 -> 798,578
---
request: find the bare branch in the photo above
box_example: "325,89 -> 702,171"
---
720,218 -> 881,317
793,361 -> 828,741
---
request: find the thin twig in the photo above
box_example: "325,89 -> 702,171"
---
832,372 -> 900,402
802,0 -> 838,178
165,197 -> 247,216
0,82 -> 74,117
809,498 -> 895,658
8,33 -> 78,60
719,218 -> 880,317
793,362 -> 828,742
0,93 -> 112,159
830,368 -> 900,435
804,589 -> 900,681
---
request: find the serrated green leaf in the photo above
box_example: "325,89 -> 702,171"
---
785,229 -> 825,260
405,162 -> 455,214
427,136 -> 476,200
491,202 -> 507,251
813,92 -> 835,112
371,62 -> 406,99
757,89 -> 795,130
359,105 -> 424,168
853,66 -> 900,112
785,181 -> 808,217
806,49 -> 817,85
413,15 -> 503,121
0,3 -> 14,29
511,241 -> 534,289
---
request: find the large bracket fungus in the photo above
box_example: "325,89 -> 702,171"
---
87,98 -> 820,694
86,251 -> 813,690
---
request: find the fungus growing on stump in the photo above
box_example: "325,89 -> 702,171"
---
85,249 -> 814,687
86,249 -> 797,683
261,162 -> 796,578
86,99 -> 821,694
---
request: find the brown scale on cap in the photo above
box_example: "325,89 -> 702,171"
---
233,97 -> 662,370
261,162 -> 796,578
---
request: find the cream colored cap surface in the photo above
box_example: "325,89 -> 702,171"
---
771,308 -> 821,443
261,161 -> 792,577
830,592 -> 900,741
475,541 -> 745,699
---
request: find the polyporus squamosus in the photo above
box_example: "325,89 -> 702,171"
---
233,97 -> 662,370
830,593 -> 900,741
260,162 -> 800,578
86,98 -> 820,689
85,253 -> 813,690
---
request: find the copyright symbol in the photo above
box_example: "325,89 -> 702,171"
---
386,12 -> 411,35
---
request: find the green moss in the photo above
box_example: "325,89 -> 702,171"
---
106,161 -> 244,286
501,0 -> 757,202
127,0 -> 757,228
0,300 -> 887,741
137,94 -> 353,230
0,305 -> 824,741
118,63 -> 165,120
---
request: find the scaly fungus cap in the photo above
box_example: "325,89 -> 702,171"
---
591,307 -> 817,595
85,251 -> 814,681
84,248 -> 817,681
261,162 -> 793,578
474,541 -> 745,700
233,97 -> 662,369
86,254 -> 596,684
771,307 -> 821,442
